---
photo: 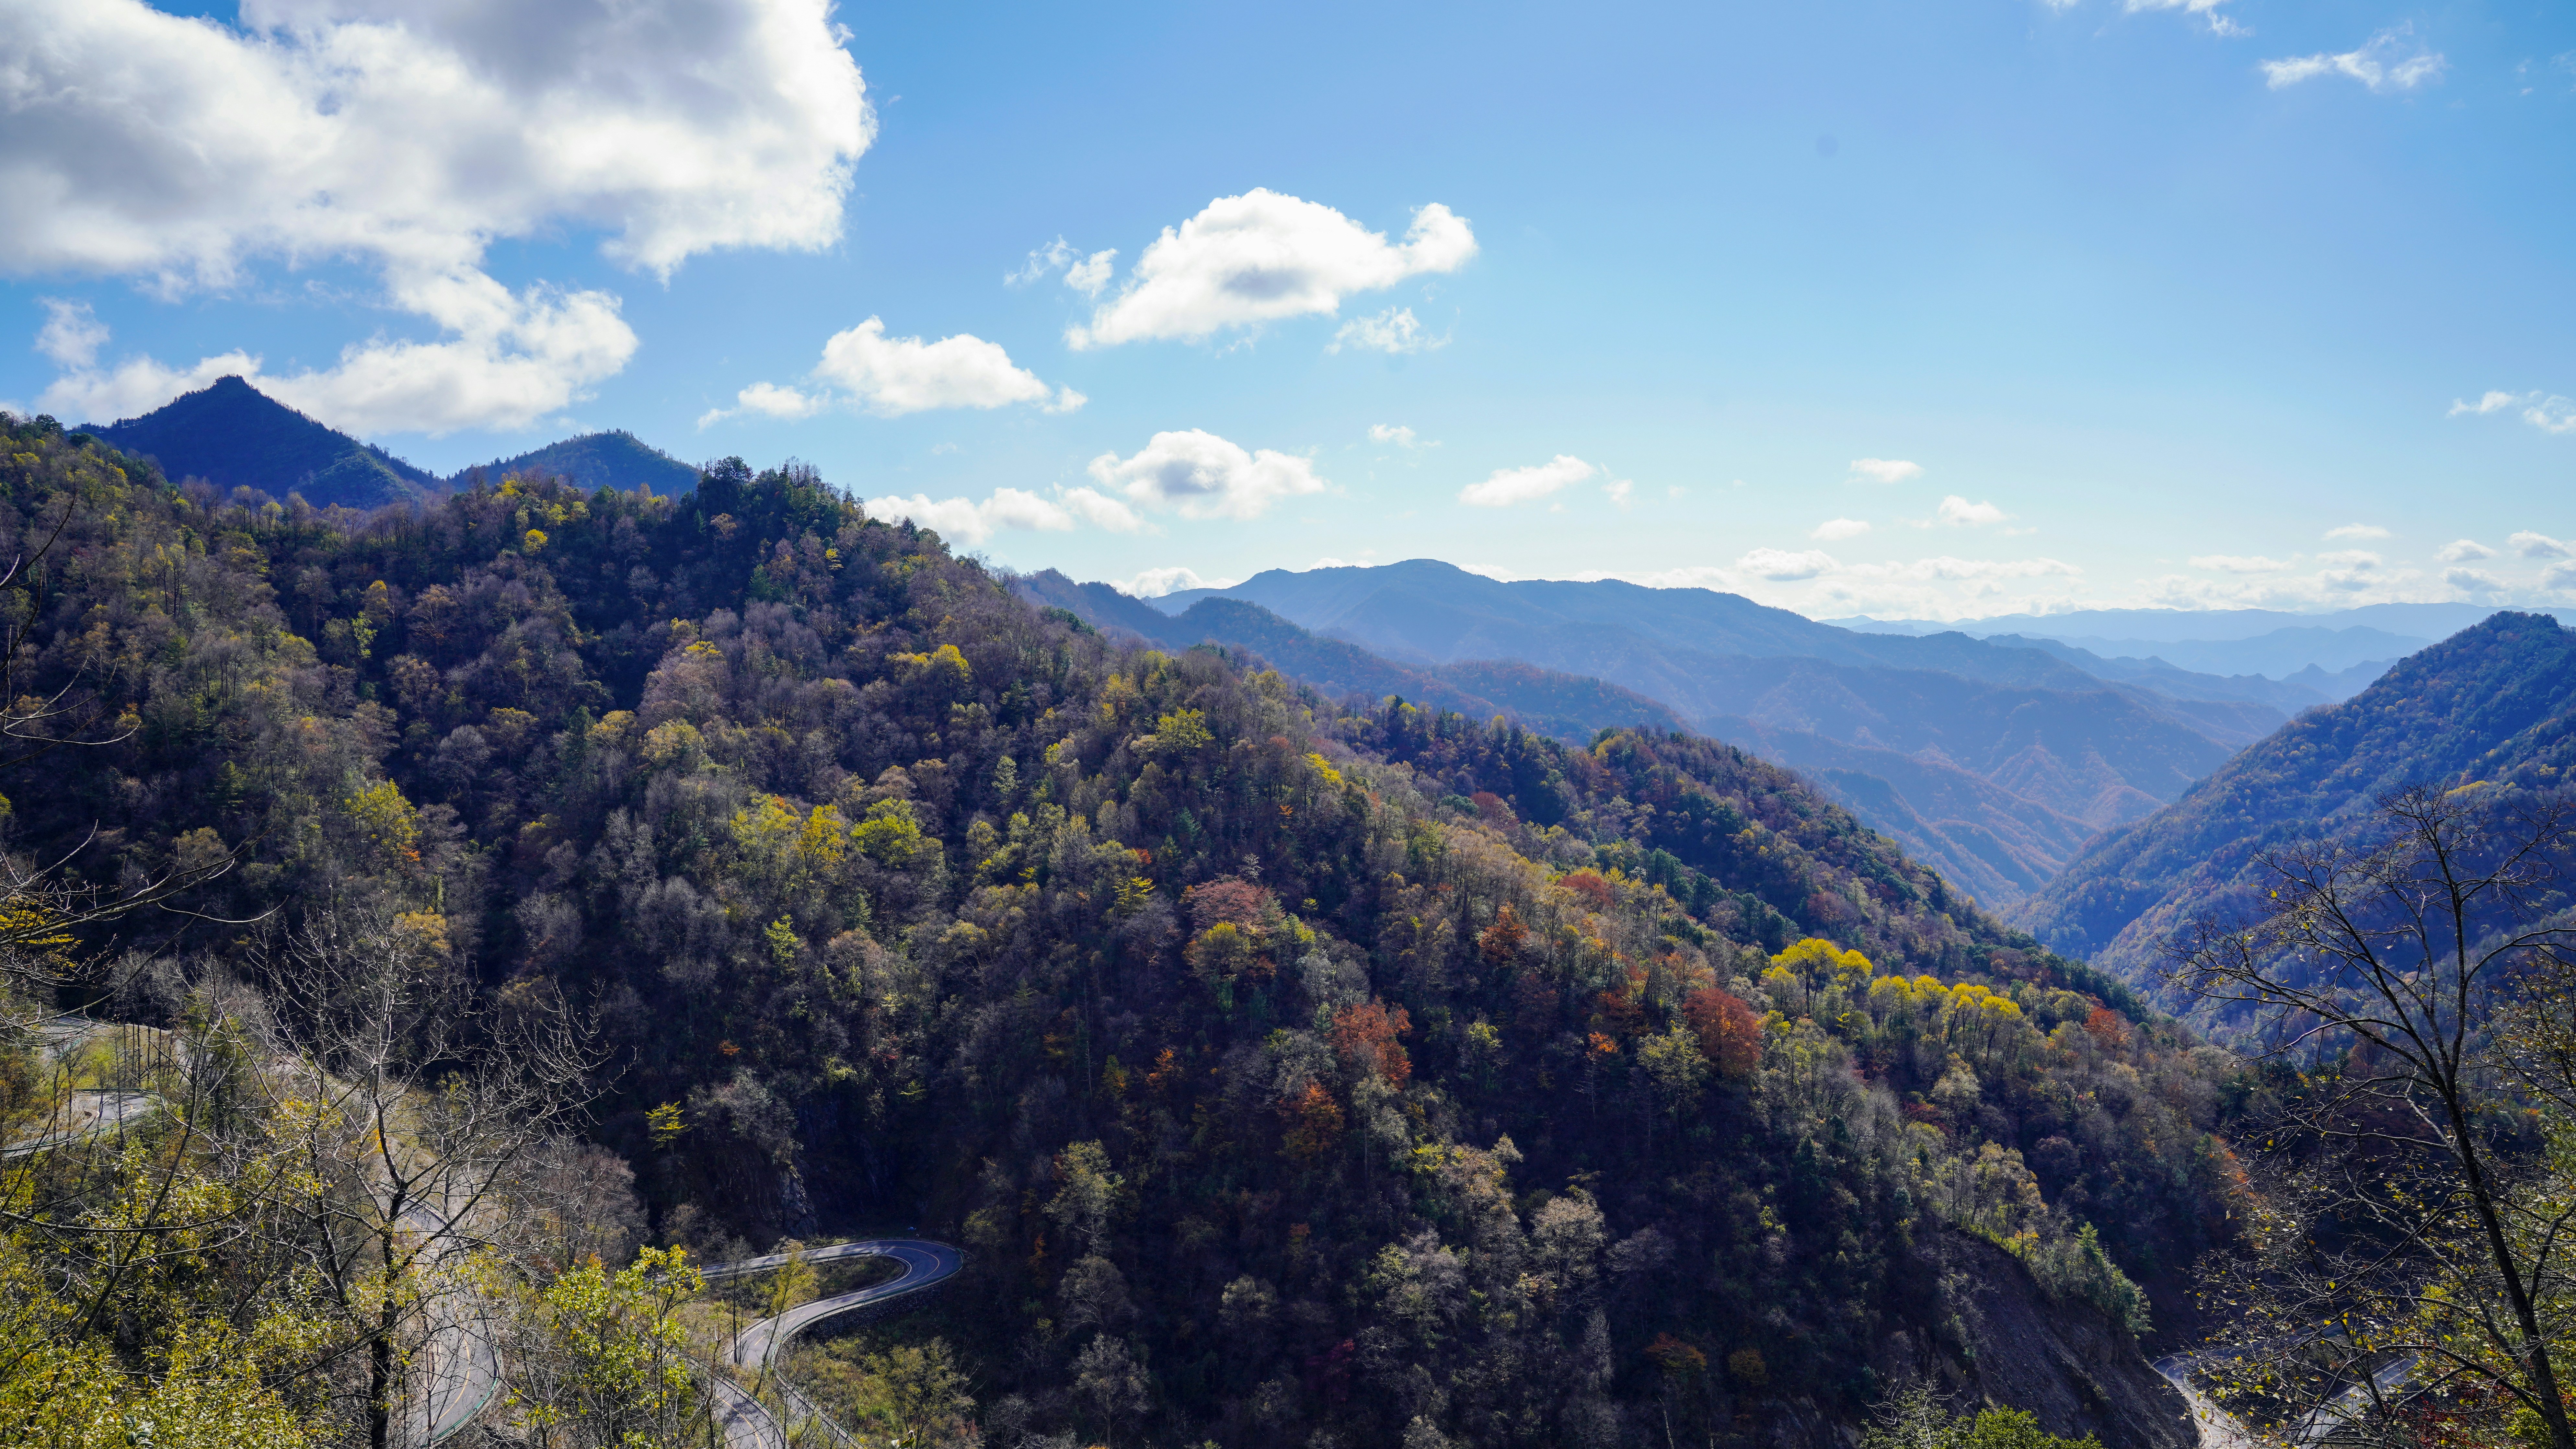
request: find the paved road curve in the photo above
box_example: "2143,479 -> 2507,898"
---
707,1238 -> 965,1449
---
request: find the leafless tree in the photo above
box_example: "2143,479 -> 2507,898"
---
247,904 -> 603,1449
2169,784 -> 2576,1449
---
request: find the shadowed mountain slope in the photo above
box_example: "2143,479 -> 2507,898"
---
2011,612 -> 2576,994
451,430 -> 700,495
82,375 -> 441,509
1148,561 -> 2287,903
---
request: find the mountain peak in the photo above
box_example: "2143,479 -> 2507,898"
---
84,375 -> 440,510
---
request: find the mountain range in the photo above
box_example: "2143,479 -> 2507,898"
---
2011,611 -> 2576,1005
1130,560 -> 2348,906
78,375 -> 699,507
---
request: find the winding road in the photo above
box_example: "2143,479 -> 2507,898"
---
703,1238 -> 965,1449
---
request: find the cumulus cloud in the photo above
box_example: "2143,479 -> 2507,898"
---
815,318 -> 1082,417
2447,568 -> 2504,594
863,487 -> 1096,545
1812,518 -> 1871,541
2511,531 -> 2571,559
1737,548 -> 1837,582
1059,487 -> 1145,533
2437,539 -> 2496,563
1086,429 -> 1328,520
1458,455 -> 1599,507
2449,389 -> 2576,434
1117,566 -> 1233,598
1934,496 -> 2005,527
5,0 -> 873,434
1068,190 -> 1475,348
2324,523 -> 2390,541
1369,423 -> 1429,448
44,277 -> 637,435
2191,554 -> 2296,574
39,345 -> 264,425
1008,237 -> 1117,298
1849,458 -> 1922,484
1604,478 -> 1635,508
2263,27 -> 2447,93
2124,0 -> 2245,37
34,300 -> 107,368
701,318 -> 1080,426
1330,307 -> 1445,355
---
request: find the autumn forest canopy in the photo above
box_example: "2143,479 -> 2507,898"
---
13,410 -> 2574,1449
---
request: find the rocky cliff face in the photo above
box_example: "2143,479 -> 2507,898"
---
1914,1230 -> 2193,1449
1744,1229 -> 2195,1449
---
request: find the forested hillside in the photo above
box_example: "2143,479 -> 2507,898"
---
0,413 -> 2239,1447
2013,611 -> 2576,1004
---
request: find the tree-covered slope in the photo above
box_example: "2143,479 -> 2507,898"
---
0,413 -> 2230,1449
451,428 -> 701,495
2010,612 -> 2576,992
81,374 -> 442,509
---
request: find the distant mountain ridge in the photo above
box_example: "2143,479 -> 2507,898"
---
1012,569 -> 1688,745
1141,559 -> 2323,905
81,377 -> 700,510
2010,611 -> 2576,999
82,375 -> 441,510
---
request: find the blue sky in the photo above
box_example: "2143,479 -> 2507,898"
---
5,0 -> 2572,619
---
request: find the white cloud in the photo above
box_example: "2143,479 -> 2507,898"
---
2324,523 -> 2389,541
2447,568 -> 2504,594
1009,237 -> 1117,298
7,0 -> 876,428
2190,554 -> 2295,574
1934,496 -> 2006,527
2124,0 -> 2245,37
1059,486 -> 1145,533
39,346 -> 264,425
5,0 -> 872,435
2437,539 -> 2496,563
815,318 -> 1081,417
1330,307 -> 1445,355
1604,478 -> 1635,508
1812,517 -> 1871,541
1118,566 -> 1233,598
703,318 -> 1080,426
2511,531 -> 2571,559
1849,458 -> 1922,484
1459,455 -> 1598,507
864,487 -> 1087,545
2448,388 -> 2576,434
1737,548 -> 1837,582
34,300 -> 107,368
2263,27 -> 2447,93
1065,251 -> 1116,298
2547,562 -> 2576,593
1087,429 -> 1328,520
1068,190 -> 1475,348
1457,562 -> 1515,581
698,381 -> 827,429
1368,423 -> 1425,447
42,275 -> 636,434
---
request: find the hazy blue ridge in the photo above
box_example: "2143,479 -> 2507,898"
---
2009,611 -> 2576,999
